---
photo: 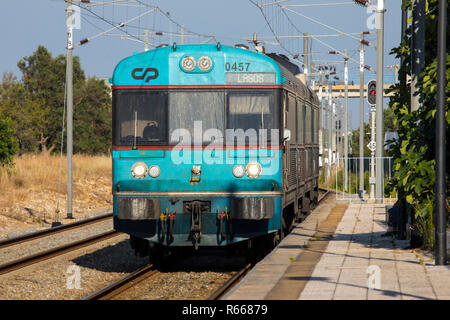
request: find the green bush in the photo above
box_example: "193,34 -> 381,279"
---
0,116 -> 19,166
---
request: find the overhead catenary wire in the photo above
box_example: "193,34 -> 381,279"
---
71,0 -> 218,49
280,6 -> 376,49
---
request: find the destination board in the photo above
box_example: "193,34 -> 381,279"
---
225,72 -> 276,84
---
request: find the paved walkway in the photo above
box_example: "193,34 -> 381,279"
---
224,202 -> 450,300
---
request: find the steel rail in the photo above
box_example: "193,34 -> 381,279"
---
0,230 -> 120,276
318,187 -> 331,203
207,263 -> 253,300
0,212 -> 113,249
82,264 -> 159,300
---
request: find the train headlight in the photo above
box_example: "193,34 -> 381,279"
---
245,162 -> 262,179
181,56 -> 196,71
232,165 -> 245,178
131,162 -> 148,179
148,165 -> 161,178
197,56 -> 212,71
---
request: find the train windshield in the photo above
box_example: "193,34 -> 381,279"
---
113,90 -> 224,146
226,91 -> 279,144
113,89 -> 279,146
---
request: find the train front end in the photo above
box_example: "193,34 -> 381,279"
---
112,44 -> 283,252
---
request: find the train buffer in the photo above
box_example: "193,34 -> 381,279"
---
222,200 -> 450,300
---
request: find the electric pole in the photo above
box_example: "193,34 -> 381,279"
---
303,33 -> 309,85
66,0 -> 74,219
324,71 -> 331,179
181,25 -> 185,44
344,49 -> 349,192
359,33 -> 365,195
144,29 -> 149,51
328,73 -> 333,179
375,0 -> 385,203
435,0 -> 447,265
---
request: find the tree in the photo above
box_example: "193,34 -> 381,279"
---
0,116 -> 19,166
351,123 -> 371,156
0,73 -> 40,154
74,77 -> 112,155
17,45 -> 85,154
0,45 -> 112,155
386,0 -> 449,248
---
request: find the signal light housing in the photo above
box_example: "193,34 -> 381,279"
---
367,80 -> 377,105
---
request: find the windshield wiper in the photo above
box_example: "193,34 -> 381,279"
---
133,111 -> 137,150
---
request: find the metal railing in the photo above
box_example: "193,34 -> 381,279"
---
334,156 -> 396,203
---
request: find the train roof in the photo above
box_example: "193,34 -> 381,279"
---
267,53 -> 318,105
112,43 -> 318,105
112,44 -> 282,87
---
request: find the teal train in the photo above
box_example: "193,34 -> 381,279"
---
111,43 -> 320,260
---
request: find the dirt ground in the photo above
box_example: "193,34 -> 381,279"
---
0,154 -> 112,238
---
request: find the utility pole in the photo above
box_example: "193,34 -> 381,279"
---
318,67 -> 324,172
344,49 -> 349,192
435,0 -> 447,265
66,0 -> 74,219
303,33 -> 309,85
144,29 -> 149,51
397,0 -> 409,240
181,25 -> 185,44
375,0 -> 385,203
370,102 -> 376,200
328,76 -> 333,176
336,99 -> 341,168
359,33 -> 365,195
410,0 -> 425,112
324,71 -> 331,179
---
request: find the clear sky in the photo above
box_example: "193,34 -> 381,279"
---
0,0 -> 402,129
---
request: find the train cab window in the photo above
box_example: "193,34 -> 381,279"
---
168,91 -> 224,145
311,108 -> 315,145
226,91 -> 279,144
113,90 -> 168,146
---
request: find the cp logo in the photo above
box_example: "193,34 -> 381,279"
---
131,68 -> 159,82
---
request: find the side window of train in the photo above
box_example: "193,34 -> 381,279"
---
297,98 -> 303,145
306,103 -> 312,144
286,93 -> 297,144
302,102 -> 306,145
311,107 -> 315,145
314,106 -> 319,144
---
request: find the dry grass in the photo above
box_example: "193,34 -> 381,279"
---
0,154 -> 112,234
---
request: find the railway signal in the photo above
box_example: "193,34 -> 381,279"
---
367,80 -> 377,106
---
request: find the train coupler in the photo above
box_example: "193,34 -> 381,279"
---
167,211 -> 177,244
187,201 -> 206,250
217,209 -> 227,242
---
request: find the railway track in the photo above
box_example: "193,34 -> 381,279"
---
82,189 -> 331,300
82,264 -> 159,300
207,263 -> 252,300
0,230 -> 121,276
0,211 -> 113,249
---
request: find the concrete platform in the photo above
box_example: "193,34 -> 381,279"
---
223,200 -> 450,300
